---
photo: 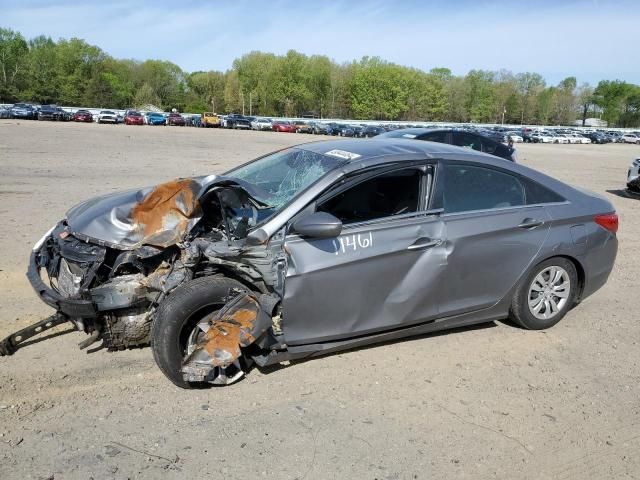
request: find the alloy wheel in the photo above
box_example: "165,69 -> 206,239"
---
528,266 -> 571,320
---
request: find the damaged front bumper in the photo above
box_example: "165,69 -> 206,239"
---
27,249 -> 99,318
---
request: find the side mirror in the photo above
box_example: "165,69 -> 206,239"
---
292,212 -> 342,239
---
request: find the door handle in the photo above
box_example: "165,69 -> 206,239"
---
518,218 -> 544,229
407,237 -> 442,251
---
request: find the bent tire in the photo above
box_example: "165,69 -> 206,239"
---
151,276 -> 245,388
509,257 -> 578,330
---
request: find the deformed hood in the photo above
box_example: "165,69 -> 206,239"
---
65,175 -> 268,250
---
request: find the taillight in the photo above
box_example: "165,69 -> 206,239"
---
594,213 -> 618,233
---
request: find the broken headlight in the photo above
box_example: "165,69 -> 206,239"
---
33,224 -> 56,251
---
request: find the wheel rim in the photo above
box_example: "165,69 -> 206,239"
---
528,266 -> 571,320
179,303 -> 244,384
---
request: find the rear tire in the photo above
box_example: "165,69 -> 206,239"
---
150,276 -> 245,388
509,257 -> 578,330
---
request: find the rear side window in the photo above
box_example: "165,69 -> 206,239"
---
522,178 -> 565,204
318,169 -> 421,224
419,131 -> 449,143
442,164 -> 525,214
452,132 -> 482,152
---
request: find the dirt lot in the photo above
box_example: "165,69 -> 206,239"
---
0,120 -> 638,479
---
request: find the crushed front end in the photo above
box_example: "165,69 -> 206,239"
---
2,176 -> 284,363
21,221 -> 181,352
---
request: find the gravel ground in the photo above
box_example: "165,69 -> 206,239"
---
0,120 -> 638,480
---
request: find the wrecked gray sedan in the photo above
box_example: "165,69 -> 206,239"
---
1,139 -> 618,388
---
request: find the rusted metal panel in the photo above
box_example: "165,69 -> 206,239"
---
181,292 -> 273,379
130,179 -> 202,247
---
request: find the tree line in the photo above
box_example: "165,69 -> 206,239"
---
1,27 -> 639,127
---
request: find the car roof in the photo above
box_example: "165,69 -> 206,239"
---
296,138 -> 490,162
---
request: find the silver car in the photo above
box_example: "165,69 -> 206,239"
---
1,139 -> 618,388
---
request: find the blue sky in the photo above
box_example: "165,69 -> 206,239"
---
1,0 -> 637,85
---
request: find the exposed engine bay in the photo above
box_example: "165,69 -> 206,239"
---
1,176 -> 285,384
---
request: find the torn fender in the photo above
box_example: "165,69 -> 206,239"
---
180,292 -> 277,382
65,175 -> 272,250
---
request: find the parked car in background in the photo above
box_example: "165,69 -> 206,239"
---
521,130 -> 535,143
225,114 -> 251,129
506,131 -> 523,143
0,106 -> 11,119
146,112 -> 166,126
201,112 -> 221,128
97,110 -> 118,124
577,134 -> 591,144
250,117 -> 272,131
167,113 -> 186,126
582,132 -> 609,144
272,120 -> 296,133
292,120 -> 311,133
627,158 -> 640,193
622,133 -> 640,144
124,111 -> 144,125
72,109 -> 93,122
607,133 -> 623,143
308,121 -> 329,135
337,124 -> 355,137
38,105 -> 60,121
550,133 -> 570,144
530,132 -> 555,143
362,125 -> 387,137
10,103 -> 37,120
325,123 -> 343,135
378,128 -> 517,161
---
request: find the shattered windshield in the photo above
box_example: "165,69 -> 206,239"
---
227,148 -> 344,211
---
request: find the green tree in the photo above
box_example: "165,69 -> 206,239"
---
0,27 -> 28,101
593,80 -> 637,127
24,35 -> 59,103
187,70 -> 225,113
515,72 -> 545,124
464,70 -> 496,123
350,57 -> 409,120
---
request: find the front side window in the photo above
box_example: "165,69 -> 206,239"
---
318,169 -> 421,224
442,164 -> 525,214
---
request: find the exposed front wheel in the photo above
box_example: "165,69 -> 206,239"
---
150,276 -> 246,388
509,257 -> 578,330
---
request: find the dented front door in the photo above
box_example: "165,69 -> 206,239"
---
281,214 -> 447,345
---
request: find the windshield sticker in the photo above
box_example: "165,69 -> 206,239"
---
324,149 -> 362,161
402,133 -> 417,139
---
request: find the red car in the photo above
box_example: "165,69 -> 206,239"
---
272,120 -> 296,133
124,111 -> 144,125
72,110 -> 93,123
167,113 -> 186,126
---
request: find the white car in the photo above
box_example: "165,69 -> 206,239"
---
506,132 -> 523,143
574,134 -> 592,144
565,133 -> 586,144
251,118 -> 272,131
97,110 -> 118,124
551,133 -> 570,144
622,134 -> 640,144
531,132 -> 555,143
627,157 -> 640,193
